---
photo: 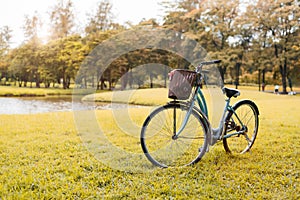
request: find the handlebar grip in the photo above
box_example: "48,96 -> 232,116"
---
196,60 -> 222,73
201,60 -> 221,65
213,60 -> 221,64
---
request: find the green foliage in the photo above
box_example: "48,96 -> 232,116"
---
166,0 -> 300,88
246,0 -> 300,92
2,0 -> 300,91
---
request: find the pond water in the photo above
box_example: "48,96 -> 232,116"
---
0,96 -> 135,114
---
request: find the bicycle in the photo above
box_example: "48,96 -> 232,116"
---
140,60 -> 259,168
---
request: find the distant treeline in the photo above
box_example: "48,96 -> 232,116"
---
0,0 -> 299,93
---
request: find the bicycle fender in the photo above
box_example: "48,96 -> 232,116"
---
233,100 -> 260,115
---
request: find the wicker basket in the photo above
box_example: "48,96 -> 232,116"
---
168,69 -> 197,100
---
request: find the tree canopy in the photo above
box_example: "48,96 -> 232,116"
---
1,0 -> 299,92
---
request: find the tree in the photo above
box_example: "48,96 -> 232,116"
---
177,0 -> 202,12
251,0 -> 300,93
228,4 -> 256,88
85,0 -> 114,34
48,35 -> 85,89
288,28 -> 300,86
182,0 -> 240,82
160,0 -> 201,13
9,46 -> 30,87
78,29 -> 120,89
22,12 -> 43,87
0,26 -> 12,84
161,0 -> 200,32
23,12 -> 41,43
0,26 -> 11,56
50,0 -> 75,39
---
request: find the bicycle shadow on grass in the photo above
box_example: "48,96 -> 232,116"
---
200,145 -> 254,167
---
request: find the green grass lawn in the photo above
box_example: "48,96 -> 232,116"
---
0,86 -> 73,97
0,88 -> 299,199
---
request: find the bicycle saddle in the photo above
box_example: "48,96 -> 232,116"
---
222,87 -> 240,98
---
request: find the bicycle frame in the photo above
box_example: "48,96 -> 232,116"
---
222,105 -> 249,139
173,83 -> 248,146
172,84 -> 206,140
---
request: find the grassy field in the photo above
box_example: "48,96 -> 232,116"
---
0,86 -> 73,97
0,87 -> 299,199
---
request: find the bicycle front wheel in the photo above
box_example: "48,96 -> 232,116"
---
140,103 -> 209,168
223,100 -> 259,154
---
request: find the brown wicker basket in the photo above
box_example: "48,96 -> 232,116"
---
168,69 -> 197,100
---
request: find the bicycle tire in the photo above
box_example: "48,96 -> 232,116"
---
223,100 -> 259,154
140,103 -> 209,168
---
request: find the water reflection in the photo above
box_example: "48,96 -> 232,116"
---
0,96 -> 136,114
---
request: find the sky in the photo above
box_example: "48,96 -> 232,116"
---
0,0 -> 164,47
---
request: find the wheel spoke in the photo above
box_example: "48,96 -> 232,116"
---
243,133 -> 252,144
223,101 -> 259,155
141,104 -> 208,167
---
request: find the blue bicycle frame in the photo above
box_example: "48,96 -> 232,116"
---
173,84 -> 247,145
172,85 -> 207,140
196,87 -> 208,118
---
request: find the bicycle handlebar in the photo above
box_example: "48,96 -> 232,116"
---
200,60 -> 221,65
196,60 -> 221,73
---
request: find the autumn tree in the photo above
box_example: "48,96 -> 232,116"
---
9,45 -> 31,87
46,35 -> 85,89
0,26 -> 12,85
161,0 -> 201,32
0,26 -> 11,56
22,12 -> 42,87
180,0 -> 240,83
251,0 -> 300,93
85,0 -> 114,34
79,29 -> 120,89
50,0 -> 75,39
227,3 -> 256,88
288,28 -> 300,85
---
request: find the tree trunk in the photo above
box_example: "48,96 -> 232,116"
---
121,73 -> 128,90
63,76 -> 69,89
280,58 -> 288,94
150,73 -> 153,88
35,71 -> 40,88
84,77 -> 87,89
129,68 -> 133,89
45,81 -> 50,88
97,80 -> 100,90
235,62 -> 241,89
91,76 -> 94,88
100,78 -> 105,90
218,66 -> 226,82
108,70 -> 112,90
262,69 -> 266,84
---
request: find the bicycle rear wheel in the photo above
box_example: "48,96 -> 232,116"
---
140,103 -> 209,168
223,100 -> 259,154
